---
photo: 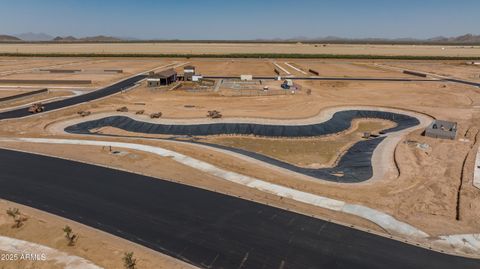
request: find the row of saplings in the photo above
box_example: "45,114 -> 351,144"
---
6,208 -> 139,269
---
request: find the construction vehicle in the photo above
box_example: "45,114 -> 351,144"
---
28,103 -> 45,114
77,111 -> 91,117
150,112 -> 162,119
136,110 -> 145,115
281,79 -> 294,90
207,110 -> 222,119
116,106 -> 129,112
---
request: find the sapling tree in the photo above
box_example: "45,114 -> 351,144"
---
123,252 -> 137,269
63,225 -> 78,246
6,208 -> 27,228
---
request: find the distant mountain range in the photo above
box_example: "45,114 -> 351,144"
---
52,35 -> 123,42
16,32 -> 53,41
0,33 -> 479,44
0,34 -> 21,41
256,34 -> 480,44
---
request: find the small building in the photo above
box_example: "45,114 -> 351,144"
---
425,120 -> 457,140
240,75 -> 253,81
147,78 -> 161,87
192,75 -> 203,82
183,65 -> 196,81
147,69 -> 177,87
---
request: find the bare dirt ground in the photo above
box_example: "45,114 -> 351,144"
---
296,61 -> 414,78
2,77 -> 478,236
381,60 -> 480,82
0,58 -> 93,74
175,59 -> 277,76
201,120 -> 394,168
1,57 -> 480,266
1,43 -> 480,57
0,89 -> 27,98
0,57 -> 175,87
0,90 -> 72,110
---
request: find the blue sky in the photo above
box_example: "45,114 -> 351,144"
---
0,0 -> 479,39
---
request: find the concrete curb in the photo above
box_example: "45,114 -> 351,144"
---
474,146 -> 480,190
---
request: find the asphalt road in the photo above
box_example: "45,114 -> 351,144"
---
0,74 -> 146,120
0,148 -> 479,269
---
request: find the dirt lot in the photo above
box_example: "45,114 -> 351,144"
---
1,43 -> 480,57
0,57 -> 176,87
0,90 -> 72,110
1,73 -> 477,236
0,89 -> 28,98
0,57 -> 480,266
175,59 -> 277,76
202,120 -> 394,168
381,60 -> 480,82
296,61 -> 413,78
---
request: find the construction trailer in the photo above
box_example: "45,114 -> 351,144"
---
147,69 -> 178,87
424,120 -> 457,140
183,65 -> 196,81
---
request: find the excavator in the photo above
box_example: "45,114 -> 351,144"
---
207,110 -> 222,119
27,103 -> 45,114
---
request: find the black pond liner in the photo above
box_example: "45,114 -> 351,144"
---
64,110 -> 420,183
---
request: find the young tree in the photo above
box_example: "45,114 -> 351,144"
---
6,208 -> 27,228
63,225 -> 78,246
123,252 -> 137,269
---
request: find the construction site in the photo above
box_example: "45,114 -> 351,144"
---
0,55 -> 480,269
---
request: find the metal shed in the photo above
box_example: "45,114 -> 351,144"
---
147,69 -> 177,87
425,120 -> 457,140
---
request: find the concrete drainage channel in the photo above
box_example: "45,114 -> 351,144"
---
64,110 -> 420,183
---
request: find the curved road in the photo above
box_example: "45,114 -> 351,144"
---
0,74 -> 146,120
0,148 -> 478,269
